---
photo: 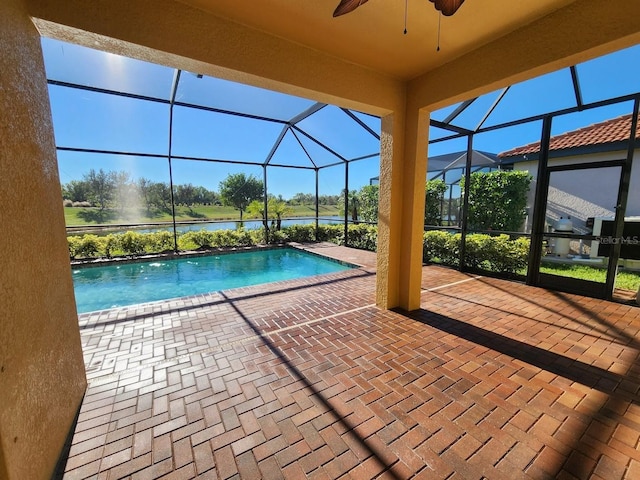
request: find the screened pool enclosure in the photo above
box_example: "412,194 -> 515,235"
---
46,37 -> 640,302
45,37 -> 381,244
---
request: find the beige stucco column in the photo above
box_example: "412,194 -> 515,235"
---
0,0 -> 87,478
377,102 -> 429,311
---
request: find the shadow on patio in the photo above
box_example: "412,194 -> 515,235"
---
58,245 -> 640,479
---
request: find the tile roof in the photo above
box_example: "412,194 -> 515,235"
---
499,113 -> 640,158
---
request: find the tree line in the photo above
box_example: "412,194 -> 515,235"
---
61,169 -> 342,218
62,169 -> 220,215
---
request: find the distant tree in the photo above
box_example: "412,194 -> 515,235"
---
194,185 -> 218,205
442,196 -> 461,226
137,178 -> 154,215
84,169 -> 116,212
247,197 -> 291,231
290,192 -> 314,205
148,182 -> 172,213
425,179 -> 448,226
268,198 -> 292,230
219,173 -> 264,221
318,194 -> 340,206
338,189 -> 360,222
288,193 -> 339,206
62,179 -> 91,203
357,185 -> 379,223
175,183 -> 197,208
111,171 -> 134,212
246,199 -> 268,228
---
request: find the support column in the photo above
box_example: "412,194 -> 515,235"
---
0,1 -> 87,478
377,104 -> 429,311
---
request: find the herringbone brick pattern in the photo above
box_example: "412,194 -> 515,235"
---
61,244 -> 640,479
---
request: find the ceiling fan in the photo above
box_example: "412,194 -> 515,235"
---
333,0 -> 465,17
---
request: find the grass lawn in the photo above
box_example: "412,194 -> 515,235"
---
64,204 -> 340,226
540,262 -> 640,291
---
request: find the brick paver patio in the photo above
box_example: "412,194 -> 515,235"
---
59,243 -> 640,479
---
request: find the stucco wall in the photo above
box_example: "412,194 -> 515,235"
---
0,0 -> 87,478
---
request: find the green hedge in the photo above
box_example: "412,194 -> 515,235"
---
178,228 -> 260,250
67,223 -> 378,260
66,226 -> 336,259
68,226 -> 530,275
280,223 -> 377,251
423,230 -> 530,274
68,231 -> 175,258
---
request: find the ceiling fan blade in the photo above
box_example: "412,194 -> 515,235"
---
429,0 -> 465,16
333,0 -> 369,17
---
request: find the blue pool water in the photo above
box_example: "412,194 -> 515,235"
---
72,248 -> 352,313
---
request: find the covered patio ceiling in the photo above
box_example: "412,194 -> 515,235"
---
175,0 -> 579,81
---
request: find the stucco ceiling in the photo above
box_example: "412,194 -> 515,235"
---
175,0 -> 579,80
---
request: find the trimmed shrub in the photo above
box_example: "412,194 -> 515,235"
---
65,221 -> 531,281
177,228 -> 265,249
463,233 -> 493,270
281,223 -> 375,251
63,199 -> 73,207
267,229 -> 287,244
423,230 -> 460,266
210,229 -> 240,247
234,228 -> 254,247
74,234 -> 101,258
180,230 -> 214,249
317,224 -> 342,242
461,170 -> 532,232
102,234 -> 120,258
67,236 -> 83,258
282,224 -> 317,243
424,230 -> 530,274
491,235 -> 530,273
147,230 -> 175,252
120,231 -> 147,255
463,234 -> 530,274
345,224 -> 377,251
177,231 -> 196,251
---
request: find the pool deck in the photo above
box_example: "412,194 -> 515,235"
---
60,243 -> 640,479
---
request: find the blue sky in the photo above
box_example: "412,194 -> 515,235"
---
43,37 -> 640,199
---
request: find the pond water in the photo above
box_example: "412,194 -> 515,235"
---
174,216 -> 343,233
68,216 -> 344,235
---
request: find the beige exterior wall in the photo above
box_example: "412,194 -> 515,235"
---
0,1 -> 87,478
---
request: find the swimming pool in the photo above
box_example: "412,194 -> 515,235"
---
72,248 -> 352,313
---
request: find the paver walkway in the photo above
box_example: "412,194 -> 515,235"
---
59,243 -> 640,479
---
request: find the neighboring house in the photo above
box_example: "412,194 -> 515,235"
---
499,114 -> 640,235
